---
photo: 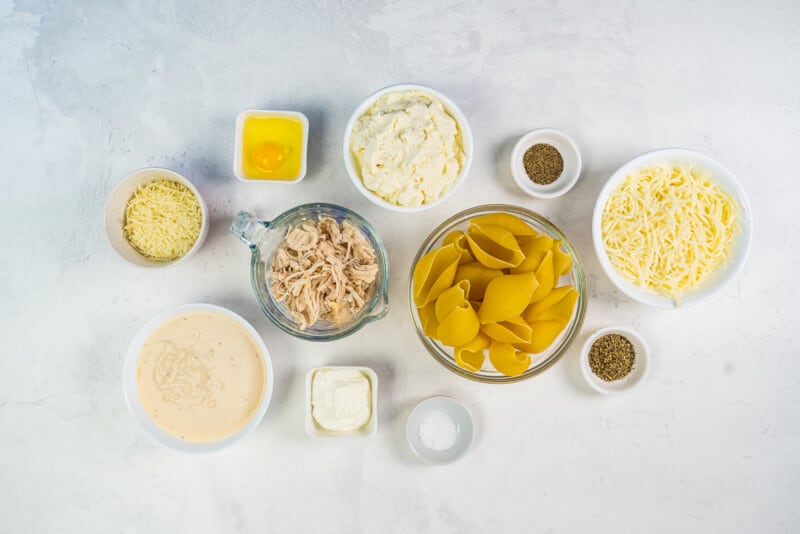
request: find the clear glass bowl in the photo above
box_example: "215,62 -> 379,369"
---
408,204 -> 587,383
231,203 -> 390,341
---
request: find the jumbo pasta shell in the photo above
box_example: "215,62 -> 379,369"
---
481,316 -> 533,344
478,272 -> 539,324
551,240 -> 573,277
522,286 -> 578,323
434,280 -> 471,322
442,230 -> 475,265
417,301 -> 440,340
453,332 -> 490,372
469,213 -> 539,236
454,262 -> 503,301
514,320 -> 567,354
436,303 -> 481,347
529,251 -> 555,303
523,287 -> 578,323
509,234 -> 555,274
465,224 -> 525,269
413,243 -> 461,307
488,341 -> 531,377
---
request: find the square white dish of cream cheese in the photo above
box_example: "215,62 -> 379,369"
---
305,366 -> 378,438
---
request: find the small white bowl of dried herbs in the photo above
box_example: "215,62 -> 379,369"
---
580,327 -> 649,395
510,128 -> 581,199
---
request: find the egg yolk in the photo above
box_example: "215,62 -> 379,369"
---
240,115 -> 304,180
254,142 -> 286,172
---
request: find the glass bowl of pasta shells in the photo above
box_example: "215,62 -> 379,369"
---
409,205 -> 587,383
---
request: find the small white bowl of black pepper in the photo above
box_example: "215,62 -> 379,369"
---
510,128 -> 582,199
580,327 -> 649,394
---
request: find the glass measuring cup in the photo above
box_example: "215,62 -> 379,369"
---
230,203 -> 390,341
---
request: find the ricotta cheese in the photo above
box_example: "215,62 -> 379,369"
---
350,90 -> 465,207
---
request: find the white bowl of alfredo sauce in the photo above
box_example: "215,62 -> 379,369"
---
343,84 -> 473,213
122,303 -> 274,452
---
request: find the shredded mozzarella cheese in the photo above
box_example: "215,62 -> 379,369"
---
602,164 -> 739,301
123,179 -> 202,262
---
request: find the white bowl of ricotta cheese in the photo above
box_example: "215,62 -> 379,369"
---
343,84 -> 473,212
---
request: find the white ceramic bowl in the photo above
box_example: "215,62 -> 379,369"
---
511,129 -> 582,199
104,167 -> 209,268
233,109 -> 309,183
580,327 -> 649,395
305,366 -> 378,438
405,396 -> 474,464
122,303 -> 274,452
342,83 -> 473,213
592,148 -> 753,308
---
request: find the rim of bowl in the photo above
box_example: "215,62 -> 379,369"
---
250,202 -> 391,341
233,109 -> 309,183
591,148 -> 753,308
408,204 -> 588,383
342,83 -> 474,213
510,128 -> 582,199
579,326 -> 649,395
121,303 -> 274,453
104,167 -> 209,268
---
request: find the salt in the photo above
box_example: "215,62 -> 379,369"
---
418,410 -> 458,451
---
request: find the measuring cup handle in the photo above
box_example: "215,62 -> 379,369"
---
230,210 -> 270,249
365,291 -> 390,321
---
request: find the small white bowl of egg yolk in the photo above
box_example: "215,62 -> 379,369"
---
233,109 -> 309,183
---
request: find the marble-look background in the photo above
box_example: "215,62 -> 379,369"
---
1,0 -> 798,532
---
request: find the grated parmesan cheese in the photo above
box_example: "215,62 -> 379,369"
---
123,179 -> 202,262
602,164 -> 739,302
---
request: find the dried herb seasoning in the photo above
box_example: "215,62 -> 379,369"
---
523,143 -> 564,185
588,333 -> 635,382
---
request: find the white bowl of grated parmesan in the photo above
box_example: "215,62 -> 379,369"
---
105,167 -> 209,268
592,149 -> 752,308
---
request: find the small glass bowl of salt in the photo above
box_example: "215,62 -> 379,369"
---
405,396 -> 474,464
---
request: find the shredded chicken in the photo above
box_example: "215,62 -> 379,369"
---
267,217 -> 379,329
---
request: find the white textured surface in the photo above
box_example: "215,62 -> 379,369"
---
1,1 -> 798,532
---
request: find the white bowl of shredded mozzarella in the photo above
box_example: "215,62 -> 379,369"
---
105,167 -> 209,267
592,149 -> 752,308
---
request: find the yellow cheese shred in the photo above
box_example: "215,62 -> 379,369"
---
602,164 -> 739,302
123,179 -> 202,262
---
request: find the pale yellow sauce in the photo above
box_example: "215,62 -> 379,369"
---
136,312 -> 266,442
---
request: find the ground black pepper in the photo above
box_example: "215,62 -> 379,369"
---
523,143 -> 564,185
588,333 -> 636,382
